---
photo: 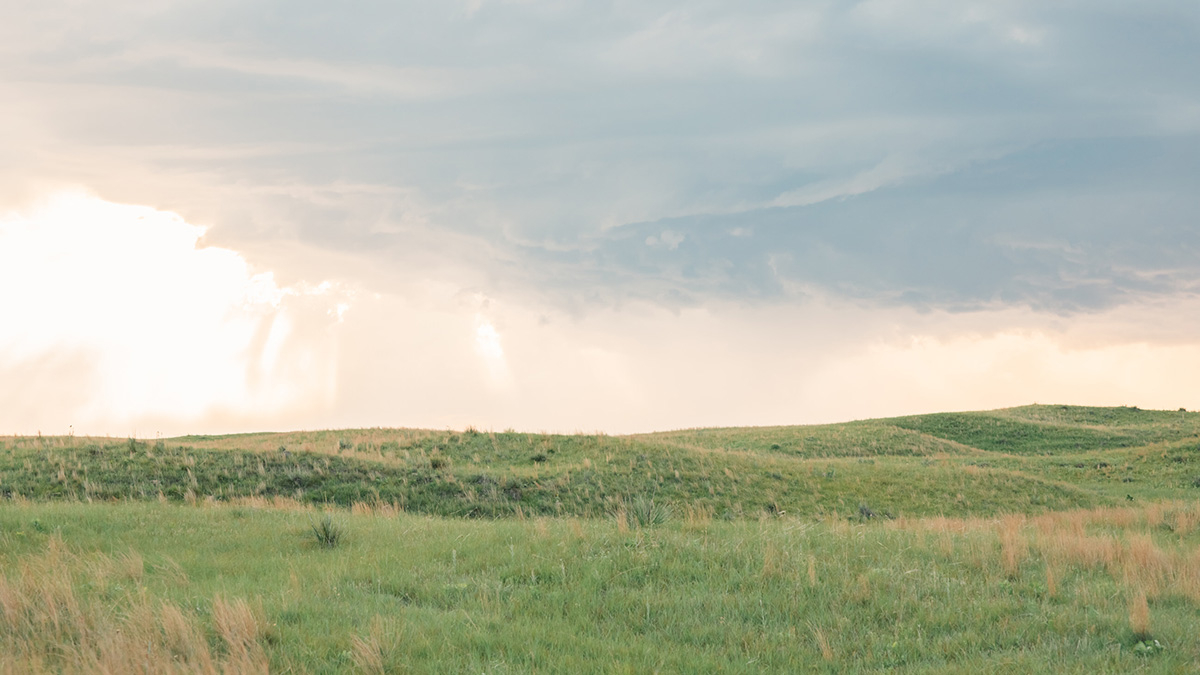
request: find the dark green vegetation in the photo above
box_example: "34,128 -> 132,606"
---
3,405 -> 1199,520
888,405 -> 1200,454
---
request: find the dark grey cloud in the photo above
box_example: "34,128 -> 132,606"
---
3,0 -> 1199,314
521,135 -> 1200,313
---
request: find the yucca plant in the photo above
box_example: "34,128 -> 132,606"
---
310,514 -> 345,548
629,496 -> 670,528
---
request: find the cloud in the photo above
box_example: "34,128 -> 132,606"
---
0,1 -> 1199,432
1,1 -> 1195,319
0,192 -> 346,434
321,293 -> 1200,433
512,136 -> 1200,314
5,195 -> 1200,436
770,154 -> 937,208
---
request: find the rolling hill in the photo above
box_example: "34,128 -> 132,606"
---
4,404 -> 1198,520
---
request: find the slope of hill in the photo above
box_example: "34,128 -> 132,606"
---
3,405 -> 1198,519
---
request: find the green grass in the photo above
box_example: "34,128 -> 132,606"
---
0,431 -> 1101,520
3,500 -> 1200,672
887,406 -> 1199,455
5,404 -> 1200,672
4,405 -> 1199,520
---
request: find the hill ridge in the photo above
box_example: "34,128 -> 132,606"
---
2,405 -> 1198,520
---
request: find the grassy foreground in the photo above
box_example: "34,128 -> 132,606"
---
2,500 -> 1199,673
2,404 -> 1200,672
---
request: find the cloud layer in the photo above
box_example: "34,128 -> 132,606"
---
3,1 -> 1198,313
2,1 -> 1199,432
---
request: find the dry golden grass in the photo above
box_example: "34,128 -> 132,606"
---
211,596 -> 268,674
683,502 -> 713,530
900,514 -> 990,535
1173,505 -> 1200,535
850,573 -> 871,604
810,624 -> 834,661
351,633 -> 385,675
1175,547 -> 1200,603
998,514 -> 1027,579
347,500 -> 405,519
615,508 -> 629,534
350,616 -> 393,675
1122,533 -> 1170,594
1145,503 -> 1164,528
1128,590 -> 1151,640
890,501 -> 1200,615
160,602 -> 216,673
0,537 -> 267,674
568,518 -> 586,539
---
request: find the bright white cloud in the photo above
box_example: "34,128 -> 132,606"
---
0,191 -> 345,434
316,293 -> 1200,434
473,316 -> 511,387
4,195 -> 1199,436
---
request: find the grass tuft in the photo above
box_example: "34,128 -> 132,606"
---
810,623 -> 834,661
310,513 -> 345,548
1129,590 -> 1151,641
629,496 -> 670,527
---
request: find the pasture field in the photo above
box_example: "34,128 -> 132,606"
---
1,404 -> 1199,672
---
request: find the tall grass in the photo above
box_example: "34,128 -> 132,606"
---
2,500 -> 1200,671
0,535 -> 267,674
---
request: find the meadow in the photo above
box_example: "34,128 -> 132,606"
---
1,404 -> 1199,672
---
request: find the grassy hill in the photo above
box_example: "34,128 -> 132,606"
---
3,405 -> 1199,520
4,404 -> 1200,672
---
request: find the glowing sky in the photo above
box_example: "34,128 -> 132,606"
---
2,1 -> 1199,436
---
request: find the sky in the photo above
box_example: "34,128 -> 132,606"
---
2,0 -> 1200,436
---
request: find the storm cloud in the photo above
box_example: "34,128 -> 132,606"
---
4,0 -> 1198,314
3,1 -> 1200,433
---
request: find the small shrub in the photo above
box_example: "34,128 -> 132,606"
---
338,438 -> 352,451
629,496 -> 670,527
1132,639 -> 1165,656
531,453 -> 548,463
310,514 -> 345,548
